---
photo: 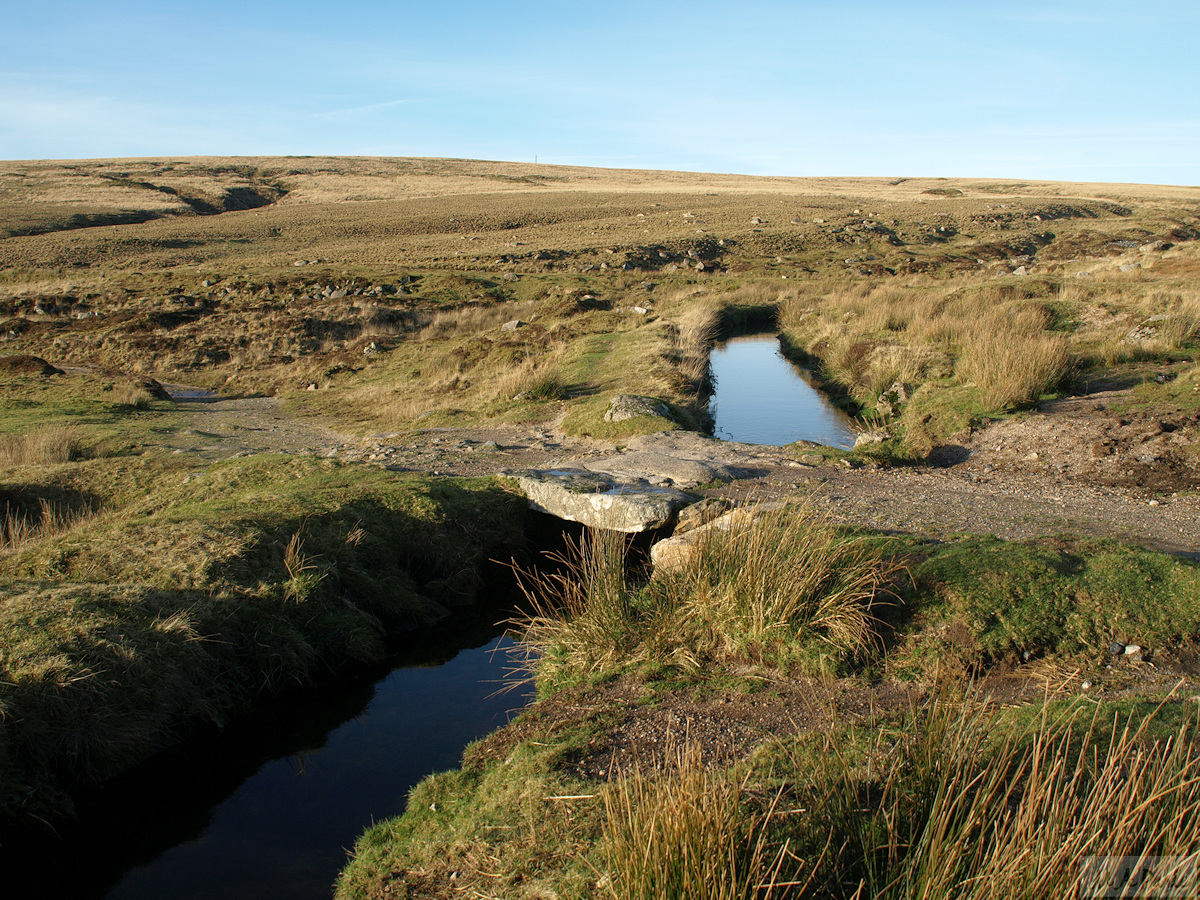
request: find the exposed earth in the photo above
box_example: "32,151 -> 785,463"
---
162,382 -> 1200,558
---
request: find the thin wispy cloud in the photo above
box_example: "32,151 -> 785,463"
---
312,98 -> 426,121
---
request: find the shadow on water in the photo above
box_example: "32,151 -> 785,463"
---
2,592 -> 533,900
708,333 -> 857,448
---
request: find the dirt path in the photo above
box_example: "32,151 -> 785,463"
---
164,386 -> 1200,557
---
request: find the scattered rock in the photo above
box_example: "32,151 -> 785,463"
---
507,468 -> 697,532
651,502 -> 787,572
854,429 -> 887,449
673,497 -> 735,534
604,395 -> 675,424
364,341 -> 381,355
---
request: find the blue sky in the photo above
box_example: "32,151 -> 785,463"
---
2,1 -> 1196,184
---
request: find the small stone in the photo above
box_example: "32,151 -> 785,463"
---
479,440 -> 500,451
1082,680 -> 1092,690
1109,641 -> 1126,656
1124,644 -> 1142,656
500,320 -> 526,331
854,429 -> 887,448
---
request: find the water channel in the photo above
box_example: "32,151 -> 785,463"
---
8,338 -> 851,897
708,333 -> 857,448
5,602 -> 531,900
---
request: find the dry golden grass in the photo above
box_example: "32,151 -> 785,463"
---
955,304 -> 1072,409
514,506 -> 896,683
799,692 -> 1200,899
1,497 -> 95,550
601,739 -> 795,900
0,425 -> 80,466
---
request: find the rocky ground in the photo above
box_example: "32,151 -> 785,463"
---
165,386 -> 1200,558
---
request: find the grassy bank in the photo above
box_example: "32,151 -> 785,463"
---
0,450 -> 527,833
336,511 -> 1200,898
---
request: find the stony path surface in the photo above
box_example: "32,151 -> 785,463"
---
165,387 -> 1200,557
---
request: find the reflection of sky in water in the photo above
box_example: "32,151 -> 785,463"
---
104,634 -> 528,900
709,335 -> 857,448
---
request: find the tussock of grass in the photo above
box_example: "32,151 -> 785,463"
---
601,739 -> 793,900
489,353 -> 568,402
0,425 -> 81,466
764,690 -> 1200,898
515,506 -> 897,685
1,496 -> 95,549
955,305 -> 1071,409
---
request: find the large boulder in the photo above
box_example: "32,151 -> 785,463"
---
506,468 -> 696,532
571,431 -> 771,488
604,394 -> 676,424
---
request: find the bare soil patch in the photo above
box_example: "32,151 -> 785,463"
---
164,381 -> 1200,558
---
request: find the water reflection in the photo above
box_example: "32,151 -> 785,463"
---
708,334 -> 857,448
3,609 -> 529,900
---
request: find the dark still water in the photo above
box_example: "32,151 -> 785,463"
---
708,334 -> 857,448
6,611 -> 530,900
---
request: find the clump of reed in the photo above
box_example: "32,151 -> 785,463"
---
513,527 -> 639,677
784,691 -> 1200,898
513,505 -> 896,681
0,425 -> 81,467
647,506 -> 891,662
1,497 -> 94,549
955,304 -> 1071,409
599,690 -> 1200,900
600,739 -> 796,900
